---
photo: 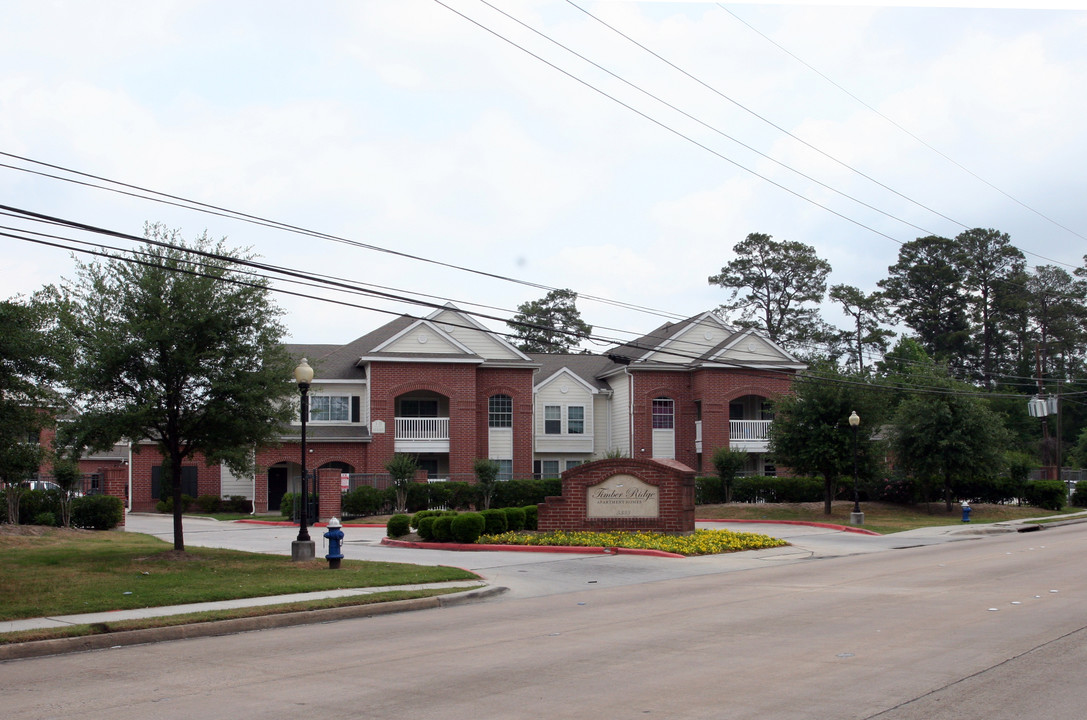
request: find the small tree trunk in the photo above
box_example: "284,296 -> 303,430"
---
824,476 -> 834,515
170,454 -> 186,552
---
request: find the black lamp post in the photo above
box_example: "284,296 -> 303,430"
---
849,410 -> 863,525
291,358 -> 316,561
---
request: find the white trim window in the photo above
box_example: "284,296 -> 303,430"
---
652,398 -> 674,429
544,405 -> 562,435
310,395 -> 350,422
565,459 -> 582,471
489,394 -> 513,428
567,406 -> 585,435
495,459 -> 513,482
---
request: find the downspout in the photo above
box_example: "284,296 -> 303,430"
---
126,441 -> 133,512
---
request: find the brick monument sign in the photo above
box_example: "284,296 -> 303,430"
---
537,457 -> 696,534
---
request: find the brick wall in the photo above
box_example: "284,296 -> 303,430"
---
537,458 -> 695,533
475,367 -> 535,478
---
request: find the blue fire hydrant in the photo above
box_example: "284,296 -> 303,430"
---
324,517 -> 344,569
961,501 -> 972,523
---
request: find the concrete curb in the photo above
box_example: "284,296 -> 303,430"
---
702,519 -> 882,536
0,586 -> 507,662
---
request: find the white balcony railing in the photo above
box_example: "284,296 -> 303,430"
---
730,419 -> 771,450
395,417 -> 450,441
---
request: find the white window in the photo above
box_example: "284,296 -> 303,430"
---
567,406 -> 584,434
310,395 -> 350,422
544,405 -> 562,435
489,395 -> 513,428
534,460 -> 561,479
495,459 -> 513,482
652,398 -> 674,429
565,459 -> 582,471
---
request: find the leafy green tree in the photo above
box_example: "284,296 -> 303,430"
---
708,232 -> 831,350
1027,265 -> 1086,379
385,453 -> 419,513
878,235 -> 970,367
828,284 -> 894,374
473,457 -> 500,510
58,224 -> 296,550
955,228 -> 1025,388
0,295 -> 68,524
889,374 -> 1010,511
711,447 -> 747,504
768,363 -> 885,514
507,289 -> 592,353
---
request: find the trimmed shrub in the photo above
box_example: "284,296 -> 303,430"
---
443,482 -> 478,511
695,477 -> 725,505
481,508 -> 508,535
386,514 -> 411,538
417,515 -> 438,541
19,489 -> 63,523
502,506 -> 526,531
280,492 -> 297,518
71,494 -> 124,530
32,511 -> 57,527
225,496 -> 253,514
1024,481 -> 1065,511
156,494 -> 195,514
1072,481 -> 1087,508
491,478 -> 562,509
411,509 -> 444,529
867,477 -> 916,505
432,514 -> 455,542
451,512 -> 486,543
732,476 -> 823,503
341,485 -> 387,518
522,504 -> 538,530
196,494 -> 223,513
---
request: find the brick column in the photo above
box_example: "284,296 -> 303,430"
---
317,468 -> 342,522
103,466 -> 128,527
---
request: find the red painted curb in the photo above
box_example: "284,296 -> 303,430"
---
697,518 -> 882,536
380,537 -> 685,558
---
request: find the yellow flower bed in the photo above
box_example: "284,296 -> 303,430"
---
477,529 -> 787,556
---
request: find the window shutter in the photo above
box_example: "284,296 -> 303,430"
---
351,396 -> 360,423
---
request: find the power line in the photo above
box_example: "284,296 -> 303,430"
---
717,2 -> 1087,254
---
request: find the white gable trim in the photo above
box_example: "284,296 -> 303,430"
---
634,312 -> 734,363
534,366 -> 600,395
711,328 -> 802,365
427,303 -> 534,362
372,318 -> 477,355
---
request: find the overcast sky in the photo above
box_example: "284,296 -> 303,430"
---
3,1 -> 1086,352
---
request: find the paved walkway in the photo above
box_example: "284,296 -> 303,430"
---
6,511 -> 1085,638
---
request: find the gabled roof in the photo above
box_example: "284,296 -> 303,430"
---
604,312 -> 803,370
530,353 -> 614,391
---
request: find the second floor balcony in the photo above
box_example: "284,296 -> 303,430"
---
695,419 -> 772,454
395,417 -> 450,453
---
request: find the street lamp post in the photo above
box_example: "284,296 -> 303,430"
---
849,410 -> 863,526
291,358 -> 316,561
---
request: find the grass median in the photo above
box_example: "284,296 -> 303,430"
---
0,526 -> 478,643
695,500 -> 1078,535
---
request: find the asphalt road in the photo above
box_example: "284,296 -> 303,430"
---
5,517 -> 1085,719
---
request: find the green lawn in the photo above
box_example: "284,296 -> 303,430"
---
0,527 -> 476,622
696,501 -> 1080,535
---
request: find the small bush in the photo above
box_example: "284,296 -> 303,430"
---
432,514 -> 455,542
443,482 -> 478,511
1024,481 -> 1065,511
522,504 -> 538,530
19,489 -> 63,523
1072,481 -> 1087,508
280,492 -> 296,517
417,515 -> 438,541
156,494 -> 196,514
411,509 -> 444,529
32,511 -> 57,527
732,476 -> 823,503
225,496 -> 253,514
481,508 -> 508,535
71,494 -> 124,530
451,512 -> 486,543
386,514 -> 411,538
196,494 -> 223,513
491,478 -> 562,508
502,506 -> 526,531
341,485 -> 387,517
